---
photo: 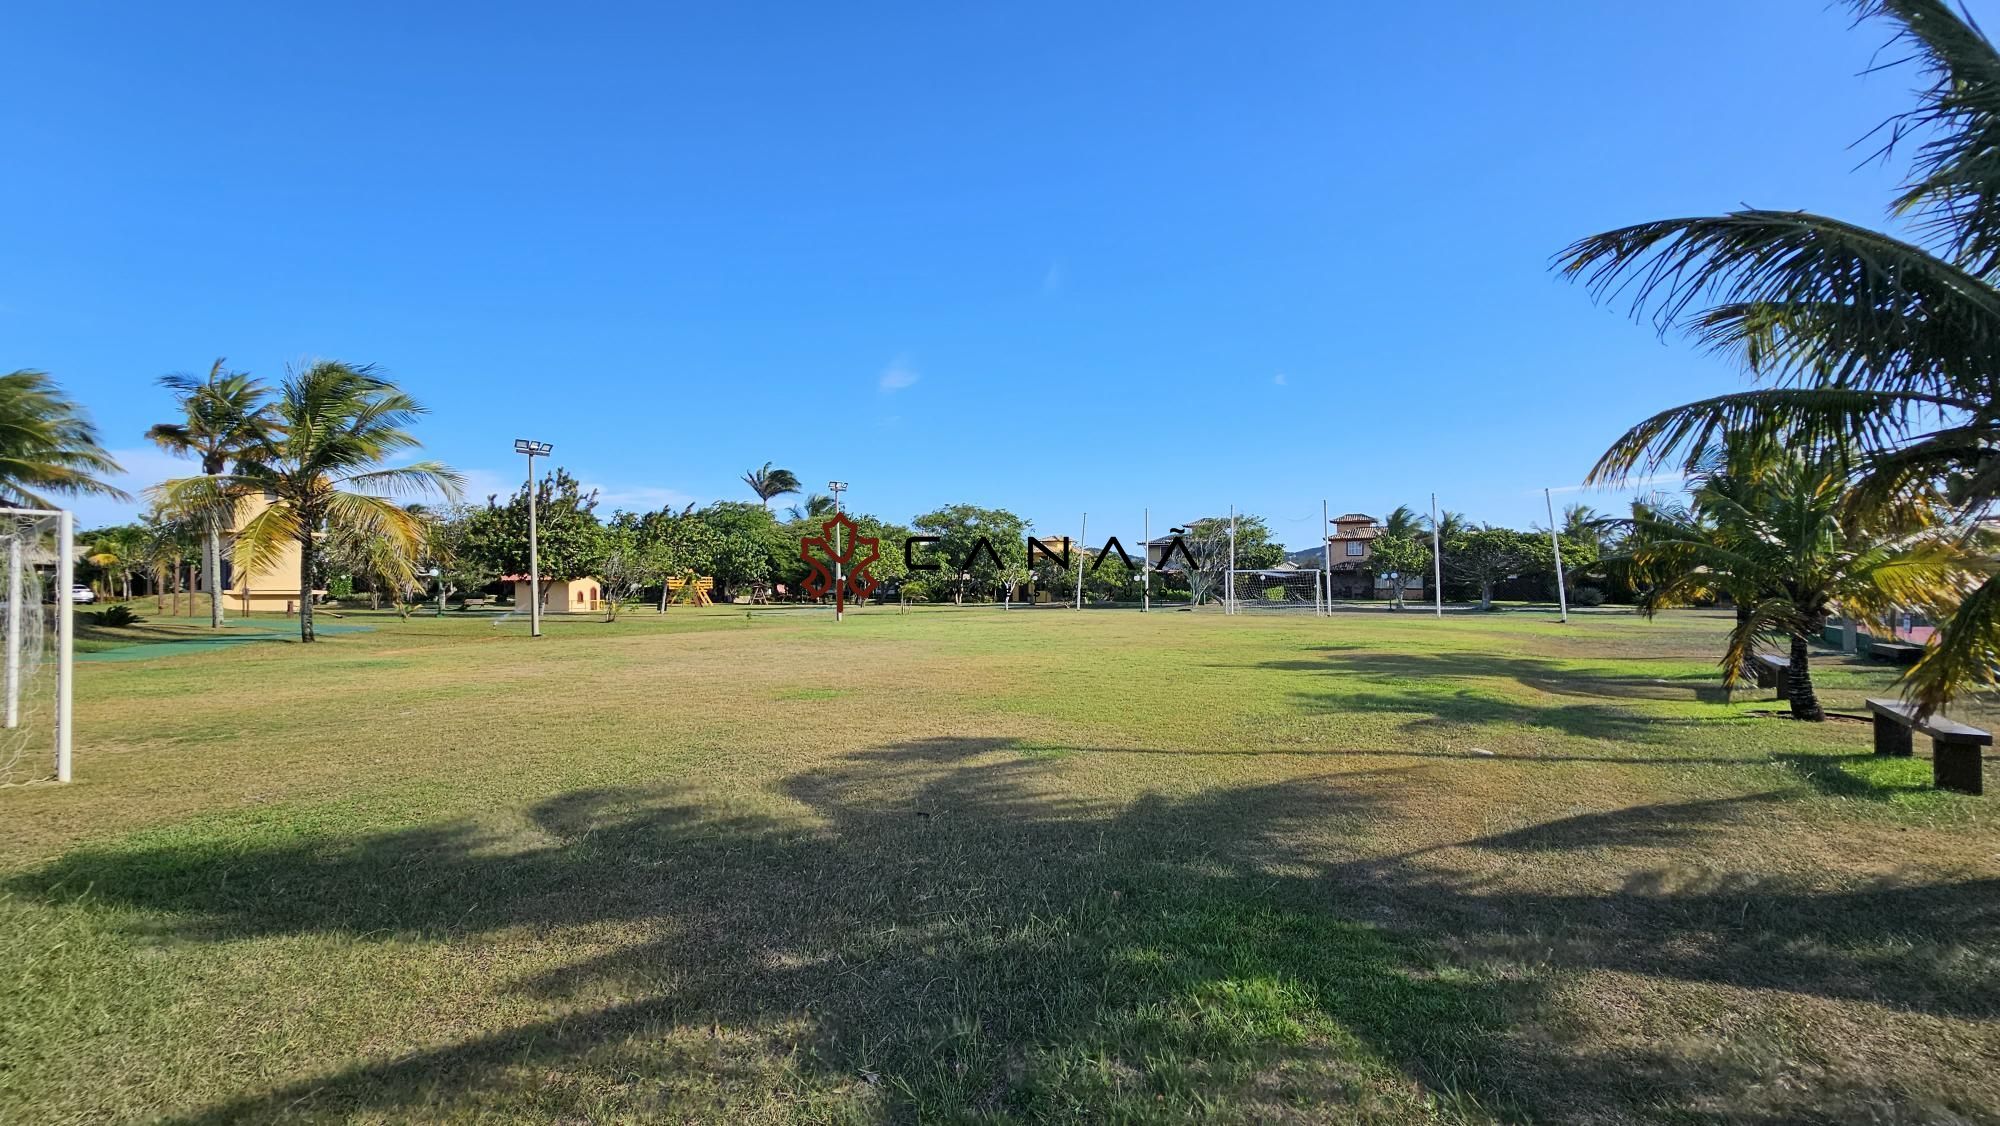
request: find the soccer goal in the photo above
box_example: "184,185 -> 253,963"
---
1229,568 -> 1326,612
0,509 -> 74,785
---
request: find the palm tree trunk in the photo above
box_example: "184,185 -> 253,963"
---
298,534 -> 317,643
207,520 -> 225,628
1788,631 -> 1823,721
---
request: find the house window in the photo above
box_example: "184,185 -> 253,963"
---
1346,541 -> 1365,556
575,590 -> 585,604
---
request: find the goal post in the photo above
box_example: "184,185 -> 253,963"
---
0,508 -> 74,785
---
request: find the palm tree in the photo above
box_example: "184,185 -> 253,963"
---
0,370 -> 126,507
1383,505 -> 1423,537
1560,504 -> 1608,551
146,359 -> 276,627
1621,435 -> 1981,720
154,361 -> 461,642
786,493 -> 836,521
85,526 -> 148,600
1558,0 -> 2000,713
741,462 -> 801,510
1425,509 -> 1468,542
141,511 -> 202,617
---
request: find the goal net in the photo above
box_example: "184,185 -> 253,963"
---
0,509 -> 74,785
1228,568 -> 1326,612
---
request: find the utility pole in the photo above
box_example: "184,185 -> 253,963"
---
1431,492 -> 1443,619
828,480 -> 848,621
514,439 -> 553,638
1322,499 -> 1332,617
1545,487 -> 1569,624
1074,513 -> 1087,610
1141,508 -> 1150,612
1227,506 -> 1237,615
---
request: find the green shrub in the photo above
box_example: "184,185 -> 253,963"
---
1572,586 -> 1606,608
90,605 -> 142,627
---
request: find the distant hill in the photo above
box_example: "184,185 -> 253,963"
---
1284,546 -> 1324,565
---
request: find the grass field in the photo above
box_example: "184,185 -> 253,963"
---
3,605 -> 1997,1124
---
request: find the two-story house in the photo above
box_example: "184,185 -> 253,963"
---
1323,513 -> 1424,601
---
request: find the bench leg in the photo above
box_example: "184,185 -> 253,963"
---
1874,714 -> 1913,757
1932,737 -> 1984,795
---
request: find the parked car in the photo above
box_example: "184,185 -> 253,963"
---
69,585 -> 95,604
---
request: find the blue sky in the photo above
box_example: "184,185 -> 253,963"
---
1,2 -> 1972,550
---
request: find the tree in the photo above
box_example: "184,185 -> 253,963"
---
1427,509 -> 1469,542
146,359 -> 276,627
786,493 -> 835,521
595,519 -> 649,620
1174,514 -> 1283,606
419,503 -> 494,613
141,509 -> 201,617
699,501 -> 787,600
1383,505 -> 1424,538
0,370 -> 126,507
911,505 -> 1029,603
323,517 -> 427,615
1446,526 -> 1535,610
462,469 -> 606,605
741,462 -> 801,510
154,361 -> 461,642
1557,1 -> 2000,712
1621,434 -> 1981,720
1367,530 -> 1430,610
635,506 -> 721,609
84,524 -> 148,600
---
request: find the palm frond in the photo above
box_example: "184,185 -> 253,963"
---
1859,1 -> 2000,273
1904,566 -> 2000,716
1557,209 -> 2000,338
1589,387 -> 1935,482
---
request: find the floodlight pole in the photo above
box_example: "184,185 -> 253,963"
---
1141,508 -> 1150,613
1074,513 -> 1087,610
1545,488 -> 1569,624
829,480 -> 847,621
1431,493 -> 1443,619
515,439 -> 552,638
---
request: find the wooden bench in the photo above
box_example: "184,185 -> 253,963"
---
461,597 -> 489,609
1868,640 -> 1924,665
1746,653 -> 1791,700
1866,698 -> 1993,794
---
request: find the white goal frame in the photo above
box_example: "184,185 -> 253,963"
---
0,508 -> 74,783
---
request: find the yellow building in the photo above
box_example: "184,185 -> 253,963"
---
226,493 -> 321,614
505,576 -> 603,613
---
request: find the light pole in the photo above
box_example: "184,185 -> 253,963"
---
515,439 -> 553,637
1544,487 -> 1569,625
828,480 -> 847,621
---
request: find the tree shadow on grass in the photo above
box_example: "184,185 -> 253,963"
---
10,739 -> 1999,1123
1772,750 -> 1984,803
1253,649 -> 1732,698
1293,686 -> 1728,747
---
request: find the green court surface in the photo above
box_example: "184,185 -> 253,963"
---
77,622 -> 373,661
